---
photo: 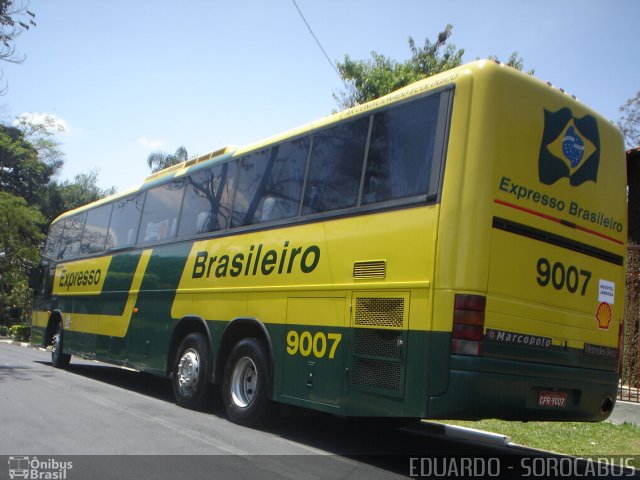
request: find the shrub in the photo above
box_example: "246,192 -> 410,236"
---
10,324 -> 31,341
0,325 -> 9,337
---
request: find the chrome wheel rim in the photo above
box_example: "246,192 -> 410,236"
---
52,328 -> 61,358
230,357 -> 257,408
177,348 -> 200,398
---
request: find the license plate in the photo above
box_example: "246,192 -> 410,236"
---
538,390 -> 567,408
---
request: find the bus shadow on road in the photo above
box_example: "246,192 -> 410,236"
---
33,359 -> 534,474
36,359 -> 227,415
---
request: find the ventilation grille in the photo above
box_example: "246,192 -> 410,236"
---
353,329 -> 403,359
354,297 -> 405,328
351,357 -> 401,391
353,260 -> 386,279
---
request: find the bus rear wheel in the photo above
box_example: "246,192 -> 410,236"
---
51,320 -> 71,369
222,338 -> 274,427
172,333 -> 210,410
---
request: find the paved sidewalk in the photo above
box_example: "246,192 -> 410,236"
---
608,400 -> 640,427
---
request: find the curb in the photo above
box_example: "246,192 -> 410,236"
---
440,423 -> 512,447
0,338 -> 31,348
607,400 -> 640,427
410,421 -> 512,448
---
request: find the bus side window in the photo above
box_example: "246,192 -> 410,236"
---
178,161 -> 237,237
302,117 -> 369,215
231,150 -> 270,227
107,193 -> 145,249
60,213 -> 86,260
137,179 -> 186,245
43,221 -> 64,260
254,138 -> 308,223
362,94 -> 441,204
81,203 -> 112,255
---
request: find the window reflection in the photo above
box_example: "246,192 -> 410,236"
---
302,117 -> 369,214
178,162 -> 237,237
138,179 -> 186,244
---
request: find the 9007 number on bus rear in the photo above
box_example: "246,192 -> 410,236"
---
536,258 -> 591,296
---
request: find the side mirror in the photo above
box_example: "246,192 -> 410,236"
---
28,266 -> 43,291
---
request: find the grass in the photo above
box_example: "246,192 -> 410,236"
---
442,419 -> 640,465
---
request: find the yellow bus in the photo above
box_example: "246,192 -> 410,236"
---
30,60 -> 626,426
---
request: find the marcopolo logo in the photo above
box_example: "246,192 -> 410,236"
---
539,108 -> 600,186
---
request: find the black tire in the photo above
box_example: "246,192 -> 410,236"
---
50,320 -> 71,369
172,333 -> 211,410
222,338 -> 274,427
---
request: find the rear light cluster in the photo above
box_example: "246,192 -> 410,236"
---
451,294 -> 486,356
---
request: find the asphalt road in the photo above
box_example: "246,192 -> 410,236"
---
0,341 -> 635,480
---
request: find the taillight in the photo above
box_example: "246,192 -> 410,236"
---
451,294 -> 486,356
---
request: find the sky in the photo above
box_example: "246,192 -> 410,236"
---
2,0 -> 639,193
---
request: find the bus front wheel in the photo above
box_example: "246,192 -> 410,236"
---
222,338 -> 274,427
51,320 -> 71,369
172,333 -> 210,410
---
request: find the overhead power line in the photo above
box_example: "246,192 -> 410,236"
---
290,0 -> 346,86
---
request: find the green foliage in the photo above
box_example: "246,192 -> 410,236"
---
334,25 -> 532,109
488,51 -> 534,75
9,323 -> 30,341
0,191 -> 44,321
50,169 -> 116,216
0,124 -> 55,205
444,419 -> 640,463
36,170 -> 116,224
147,146 -> 189,173
618,91 -> 640,149
335,25 -> 464,109
0,325 -> 8,336
13,112 -> 65,173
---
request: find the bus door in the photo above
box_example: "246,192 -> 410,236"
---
281,296 -> 348,413
72,295 -> 99,357
347,291 -> 410,416
52,259 -> 99,357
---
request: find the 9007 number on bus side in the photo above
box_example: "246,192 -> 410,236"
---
536,258 -> 591,296
286,330 -> 342,359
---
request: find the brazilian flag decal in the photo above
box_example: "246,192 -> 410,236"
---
539,108 -> 600,186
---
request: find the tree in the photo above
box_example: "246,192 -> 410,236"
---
0,0 -> 36,93
147,146 -> 188,173
0,124 -> 55,206
13,112 -> 65,172
618,91 -> 640,150
621,92 -> 640,243
41,170 -> 116,223
0,191 -> 44,323
488,51 -> 534,75
334,25 -> 531,108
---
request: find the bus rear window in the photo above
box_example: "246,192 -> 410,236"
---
362,94 -> 442,204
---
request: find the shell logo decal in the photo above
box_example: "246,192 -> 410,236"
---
595,302 -> 612,330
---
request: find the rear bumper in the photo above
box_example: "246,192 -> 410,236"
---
428,355 -> 618,421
